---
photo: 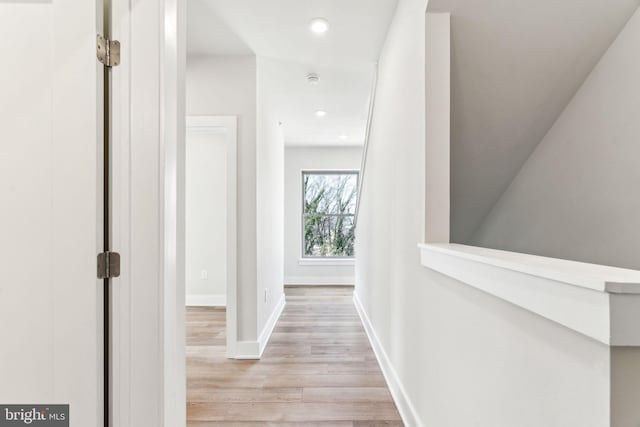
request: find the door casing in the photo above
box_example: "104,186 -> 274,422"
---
109,0 -> 187,426
185,115 -> 239,358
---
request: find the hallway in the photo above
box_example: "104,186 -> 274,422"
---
186,286 -> 402,426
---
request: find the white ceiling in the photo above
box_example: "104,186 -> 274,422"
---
260,59 -> 373,145
187,0 -> 398,145
428,0 -> 639,243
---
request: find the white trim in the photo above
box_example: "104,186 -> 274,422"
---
285,276 -> 355,286
298,258 -> 355,266
286,141 -> 365,148
353,292 -> 423,427
185,294 -> 227,307
110,0 -> 133,422
233,293 -> 286,359
185,116 -> 229,134
419,243 -> 640,346
420,243 -> 640,293
110,0 -> 187,425
234,341 -> 261,360
186,115 -> 238,359
353,63 -> 379,229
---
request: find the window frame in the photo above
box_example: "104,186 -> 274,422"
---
300,170 -> 359,259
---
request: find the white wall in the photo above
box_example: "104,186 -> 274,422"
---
611,347 -> 640,426
185,130 -> 227,305
355,0 -> 612,425
285,146 -> 362,285
470,7 -> 640,271
186,55 -> 286,353
256,57 -> 286,339
186,55 -> 257,340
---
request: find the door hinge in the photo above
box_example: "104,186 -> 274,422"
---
98,252 -> 121,279
97,34 -> 120,67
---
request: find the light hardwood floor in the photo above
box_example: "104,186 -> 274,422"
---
186,285 -> 403,426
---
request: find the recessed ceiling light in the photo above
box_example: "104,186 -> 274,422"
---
315,110 -> 327,118
310,18 -> 329,34
340,135 -> 348,140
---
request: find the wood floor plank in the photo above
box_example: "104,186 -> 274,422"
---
186,285 -> 402,426
187,402 -> 401,422
303,387 -> 394,403
188,387 -> 302,403
263,373 -> 387,388
353,422 -> 405,427
188,422 -> 353,427
188,361 -> 330,375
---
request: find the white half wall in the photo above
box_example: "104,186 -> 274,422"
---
285,146 -> 362,285
355,1 -> 614,425
185,129 -> 227,305
470,7 -> 640,271
186,55 -> 258,340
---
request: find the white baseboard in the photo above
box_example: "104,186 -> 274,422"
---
353,292 -> 423,427
186,294 -> 226,307
285,276 -> 354,285
234,293 -> 286,360
234,341 -> 261,359
258,293 -> 286,356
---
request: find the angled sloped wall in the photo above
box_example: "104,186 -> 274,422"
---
471,7 -> 640,270
430,0 -> 639,244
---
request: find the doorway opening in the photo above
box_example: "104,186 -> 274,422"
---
185,116 -> 238,358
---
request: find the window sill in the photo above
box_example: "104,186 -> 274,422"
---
298,258 -> 355,267
419,243 -> 640,346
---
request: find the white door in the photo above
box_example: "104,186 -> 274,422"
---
0,1 -> 101,425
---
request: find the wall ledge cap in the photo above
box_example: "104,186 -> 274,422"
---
419,243 -> 640,346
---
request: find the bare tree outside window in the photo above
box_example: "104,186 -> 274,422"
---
303,172 -> 358,257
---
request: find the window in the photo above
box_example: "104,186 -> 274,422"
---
302,171 -> 358,258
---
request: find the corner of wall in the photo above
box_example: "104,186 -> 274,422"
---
234,292 -> 285,360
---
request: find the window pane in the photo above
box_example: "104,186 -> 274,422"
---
304,173 -> 358,215
303,172 -> 358,258
303,214 -> 355,257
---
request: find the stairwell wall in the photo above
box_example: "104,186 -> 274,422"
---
470,7 -> 640,271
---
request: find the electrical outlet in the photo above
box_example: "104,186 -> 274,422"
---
201,270 -> 208,280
